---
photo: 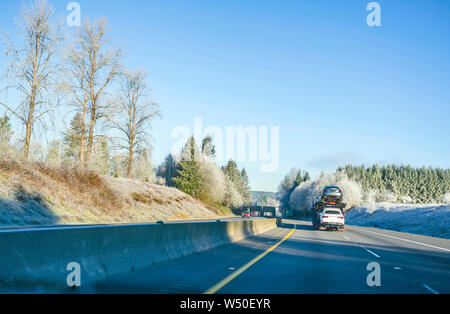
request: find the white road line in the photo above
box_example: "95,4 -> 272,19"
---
423,284 -> 439,294
350,227 -> 450,253
360,245 -> 380,258
341,232 -> 380,258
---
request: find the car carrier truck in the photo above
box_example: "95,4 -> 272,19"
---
312,186 -> 347,231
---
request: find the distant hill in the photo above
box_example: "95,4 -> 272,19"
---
251,191 -> 279,206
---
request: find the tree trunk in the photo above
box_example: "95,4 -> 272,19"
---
23,94 -> 36,160
86,66 -> 96,166
24,114 -> 33,159
79,101 -> 87,169
127,143 -> 134,179
86,107 -> 96,166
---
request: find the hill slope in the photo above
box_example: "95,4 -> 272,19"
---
0,157 -> 232,226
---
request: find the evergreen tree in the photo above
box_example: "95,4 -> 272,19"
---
303,172 -> 311,182
63,113 -> 84,160
240,168 -> 252,205
339,164 -> 450,204
222,160 -> 253,206
223,160 -> 243,190
173,159 -> 202,197
157,154 -> 178,187
173,136 -> 203,197
201,135 -> 216,159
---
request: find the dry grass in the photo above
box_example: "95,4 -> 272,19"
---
0,156 -> 233,226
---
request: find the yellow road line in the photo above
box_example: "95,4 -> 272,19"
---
203,226 -> 297,294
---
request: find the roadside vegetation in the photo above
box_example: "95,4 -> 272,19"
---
0,0 -> 251,226
0,154 -> 235,225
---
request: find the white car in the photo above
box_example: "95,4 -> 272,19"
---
319,208 -> 345,231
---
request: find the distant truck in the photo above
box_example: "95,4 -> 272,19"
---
312,186 -> 346,231
241,206 -> 277,218
262,207 -> 276,217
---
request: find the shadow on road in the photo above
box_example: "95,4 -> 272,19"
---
277,218 -> 314,231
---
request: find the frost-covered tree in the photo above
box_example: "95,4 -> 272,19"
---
443,193 -> 450,205
338,164 -> 450,204
108,69 -> 159,179
223,160 -> 241,185
110,153 -> 127,178
289,172 -> 362,214
132,148 -> 156,183
87,136 -> 110,175
171,136 -> 251,207
1,0 -> 63,159
61,31 -> 90,168
28,141 -> 45,162
76,18 -> 123,166
198,156 -> 226,203
240,169 -> 252,205
45,140 -> 63,166
224,175 -> 244,208
0,115 -> 13,154
223,160 -> 251,205
278,168 -> 310,211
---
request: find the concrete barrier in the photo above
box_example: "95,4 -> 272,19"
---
0,218 -> 277,292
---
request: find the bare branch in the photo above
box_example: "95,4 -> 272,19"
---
2,0 -> 63,159
107,69 -> 160,178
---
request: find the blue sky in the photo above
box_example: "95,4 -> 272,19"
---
1,0 -> 450,192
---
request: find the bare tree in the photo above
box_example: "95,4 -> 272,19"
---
76,17 -> 122,166
109,69 -> 160,179
61,33 -> 90,168
0,0 -> 62,159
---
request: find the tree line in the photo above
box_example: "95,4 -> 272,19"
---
157,135 -> 252,208
277,164 -> 450,215
338,164 -> 450,204
277,168 -> 311,211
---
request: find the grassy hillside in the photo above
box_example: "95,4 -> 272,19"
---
0,157 -> 233,226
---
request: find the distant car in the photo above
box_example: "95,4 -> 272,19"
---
242,209 -> 251,219
319,208 -> 345,231
322,186 -> 343,203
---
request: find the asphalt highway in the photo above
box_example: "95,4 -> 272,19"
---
79,219 -> 449,294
